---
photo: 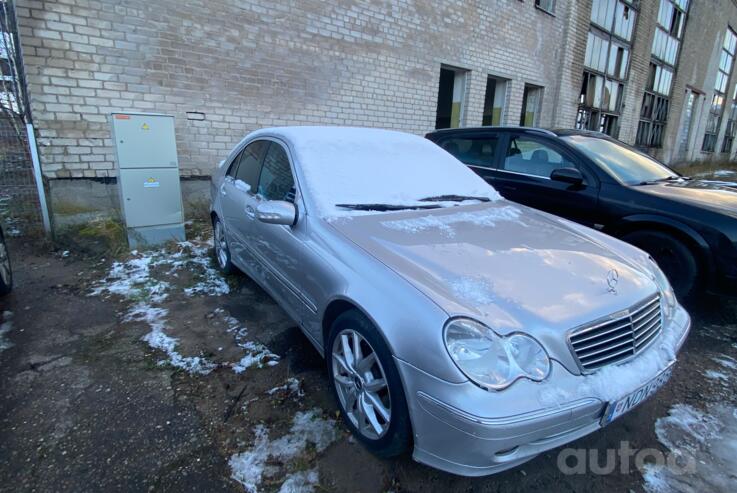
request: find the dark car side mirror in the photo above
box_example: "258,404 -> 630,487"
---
551,167 -> 584,186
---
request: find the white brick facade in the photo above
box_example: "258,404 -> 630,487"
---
13,0 -> 737,181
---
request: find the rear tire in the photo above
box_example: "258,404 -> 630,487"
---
0,228 -> 12,296
327,310 -> 411,458
621,230 -> 698,300
213,216 -> 235,275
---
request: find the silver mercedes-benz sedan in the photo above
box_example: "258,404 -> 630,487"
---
209,126 -> 691,476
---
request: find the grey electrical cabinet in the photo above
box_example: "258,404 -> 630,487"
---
111,113 -> 185,248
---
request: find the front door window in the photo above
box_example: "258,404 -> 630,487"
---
502,136 -> 576,179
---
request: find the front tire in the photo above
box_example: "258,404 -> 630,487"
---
622,230 -> 698,299
213,216 -> 235,275
327,310 -> 411,458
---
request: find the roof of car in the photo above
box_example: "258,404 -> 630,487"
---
426,127 -> 614,140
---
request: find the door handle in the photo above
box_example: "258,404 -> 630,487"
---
245,205 -> 255,218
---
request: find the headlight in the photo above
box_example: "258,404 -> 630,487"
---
649,257 -> 676,317
443,318 -> 550,391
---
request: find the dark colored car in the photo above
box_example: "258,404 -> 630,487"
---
426,127 -> 737,299
0,225 -> 12,296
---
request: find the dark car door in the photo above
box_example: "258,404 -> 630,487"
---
486,133 -> 601,227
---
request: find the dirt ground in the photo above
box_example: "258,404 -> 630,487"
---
1,231 -> 736,493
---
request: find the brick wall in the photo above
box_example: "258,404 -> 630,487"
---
16,0 -> 574,179
15,0 -> 737,184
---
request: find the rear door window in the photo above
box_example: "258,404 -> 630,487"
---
438,136 -> 499,168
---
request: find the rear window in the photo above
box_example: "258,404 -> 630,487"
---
438,136 -> 499,168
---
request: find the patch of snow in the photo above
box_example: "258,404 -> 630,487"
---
232,341 -> 280,373
704,370 -> 729,381
643,404 -> 737,493
0,311 -> 13,353
267,377 -> 304,398
713,169 -> 736,177
129,303 -> 215,375
278,469 -> 319,493
712,355 -> 737,370
243,127 -> 502,218
449,277 -> 495,306
230,425 -> 270,493
229,409 -> 337,493
381,205 -> 522,237
91,252 -> 169,303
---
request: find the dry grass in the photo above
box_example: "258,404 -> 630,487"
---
56,217 -> 128,258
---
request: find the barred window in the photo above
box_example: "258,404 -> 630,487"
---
637,0 -> 688,148
703,28 -> 737,152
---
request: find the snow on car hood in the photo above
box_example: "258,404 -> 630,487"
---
329,201 -> 658,337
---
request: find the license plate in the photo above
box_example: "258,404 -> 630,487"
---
601,363 -> 674,426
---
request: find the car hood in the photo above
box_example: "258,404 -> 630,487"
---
329,201 -> 657,338
635,179 -> 737,218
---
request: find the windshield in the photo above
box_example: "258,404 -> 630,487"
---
562,135 -> 679,185
279,127 -> 501,216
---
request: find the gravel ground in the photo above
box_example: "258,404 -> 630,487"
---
0,235 -> 735,493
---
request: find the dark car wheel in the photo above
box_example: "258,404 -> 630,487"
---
327,309 -> 411,458
213,216 -> 235,275
0,228 -> 12,296
622,230 -> 698,300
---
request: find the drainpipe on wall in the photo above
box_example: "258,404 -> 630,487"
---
25,123 -> 51,234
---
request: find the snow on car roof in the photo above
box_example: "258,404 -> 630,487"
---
247,126 -> 501,217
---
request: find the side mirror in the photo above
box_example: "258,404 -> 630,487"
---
551,167 -> 584,186
234,180 -> 251,193
256,200 -> 297,226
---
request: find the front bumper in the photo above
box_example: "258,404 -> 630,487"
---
398,305 -> 691,477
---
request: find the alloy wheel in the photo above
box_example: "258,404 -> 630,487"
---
214,221 -> 229,269
331,329 -> 391,440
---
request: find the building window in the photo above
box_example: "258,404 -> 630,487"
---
577,0 -> 637,137
703,27 -> 737,152
722,86 -> 737,153
535,0 -> 555,14
637,0 -> 688,148
482,76 -> 507,126
520,84 -> 543,127
435,66 -> 468,129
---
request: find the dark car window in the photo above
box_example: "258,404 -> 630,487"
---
235,140 -> 269,190
439,136 -> 499,168
258,143 -> 296,202
561,135 -> 677,185
502,135 -> 576,178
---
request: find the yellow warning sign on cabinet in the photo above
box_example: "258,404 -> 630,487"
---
141,123 -> 150,130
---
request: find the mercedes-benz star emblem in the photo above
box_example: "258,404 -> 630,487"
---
606,268 -> 619,294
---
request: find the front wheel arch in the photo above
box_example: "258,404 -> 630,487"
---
610,217 -> 712,279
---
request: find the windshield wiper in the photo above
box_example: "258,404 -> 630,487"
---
336,203 -> 442,212
419,194 -> 491,202
635,176 -> 683,186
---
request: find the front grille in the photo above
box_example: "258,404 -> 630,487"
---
568,295 -> 662,372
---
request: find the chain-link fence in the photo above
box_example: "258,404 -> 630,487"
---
0,111 -> 42,236
0,0 -> 44,237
